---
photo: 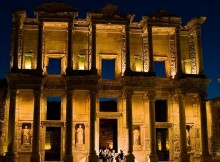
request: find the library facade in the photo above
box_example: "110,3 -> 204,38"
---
0,2 -> 220,162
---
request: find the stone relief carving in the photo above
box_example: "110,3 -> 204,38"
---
169,35 -> 176,78
189,34 -> 197,74
121,32 -> 126,75
18,29 -> 23,69
142,33 -> 149,72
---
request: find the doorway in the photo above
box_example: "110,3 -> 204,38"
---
156,128 -> 169,161
99,119 -> 118,152
44,127 -> 61,161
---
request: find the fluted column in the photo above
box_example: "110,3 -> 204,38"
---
11,11 -> 26,71
37,20 -> 43,74
148,91 -> 158,162
88,90 -> 98,162
11,20 -> 20,71
124,91 -> 135,162
194,27 -> 204,74
199,92 -> 211,162
148,25 -> 154,74
177,93 -> 189,162
124,24 -> 131,75
64,89 -> 73,162
30,89 -> 41,162
175,27 -> 183,77
5,89 -> 17,162
66,22 -> 73,75
91,23 -> 97,73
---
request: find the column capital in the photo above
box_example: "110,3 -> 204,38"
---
199,91 -> 207,101
9,88 -> 17,95
147,91 -> 156,100
123,90 -> 133,98
89,90 -> 97,96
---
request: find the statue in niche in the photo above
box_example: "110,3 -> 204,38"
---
133,129 -> 140,145
22,126 -> 30,145
76,124 -> 84,144
186,129 -> 190,145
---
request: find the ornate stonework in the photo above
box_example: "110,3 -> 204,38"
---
1,3 -> 215,162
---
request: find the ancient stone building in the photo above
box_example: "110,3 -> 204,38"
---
0,2 -> 219,162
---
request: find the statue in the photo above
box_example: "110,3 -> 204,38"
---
133,129 -> 140,145
186,129 -> 190,145
22,126 -> 30,144
76,125 -> 84,144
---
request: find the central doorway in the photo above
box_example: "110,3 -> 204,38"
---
156,128 -> 169,161
99,119 -> 118,152
44,127 -> 61,161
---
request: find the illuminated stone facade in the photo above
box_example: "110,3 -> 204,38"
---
0,2 -> 219,162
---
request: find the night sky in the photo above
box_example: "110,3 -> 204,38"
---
0,0 -> 220,99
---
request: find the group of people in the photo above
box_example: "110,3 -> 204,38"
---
99,149 -> 125,162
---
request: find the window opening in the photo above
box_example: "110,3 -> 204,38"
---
154,61 -> 166,77
99,98 -> 117,112
47,96 -> 61,120
155,100 -> 167,122
47,58 -> 61,74
102,59 -> 115,80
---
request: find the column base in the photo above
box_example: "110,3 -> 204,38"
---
179,152 -> 190,162
200,154 -> 212,162
125,153 -> 135,162
30,153 -> 40,162
88,153 -> 98,162
64,153 -> 73,162
5,151 -> 16,162
148,153 -> 158,162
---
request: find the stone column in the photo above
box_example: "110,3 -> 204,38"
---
66,21 -> 73,75
199,92 -> 211,162
175,27 -> 183,77
124,91 -> 135,162
30,89 -> 41,162
147,25 -> 154,74
147,91 -> 158,162
11,11 -> 25,71
194,26 -> 204,75
177,93 -> 189,162
91,23 -> 97,73
37,20 -> 43,74
64,89 -> 73,162
88,90 -> 98,162
5,89 -> 17,162
124,24 -> 131,75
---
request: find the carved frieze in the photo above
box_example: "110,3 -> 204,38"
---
18,29 -> 23,69
175,77 -> 210,93
34,2 -> 78,18
189,34 -> 197,74
143,33 -> 149,72
121,32 -> 126,75
169,35 -> 176,78
88,30 -> 92,70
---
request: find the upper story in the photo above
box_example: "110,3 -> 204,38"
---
9,2 -> 206,80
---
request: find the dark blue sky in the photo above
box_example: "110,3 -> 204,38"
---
0,0 -> 220,99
